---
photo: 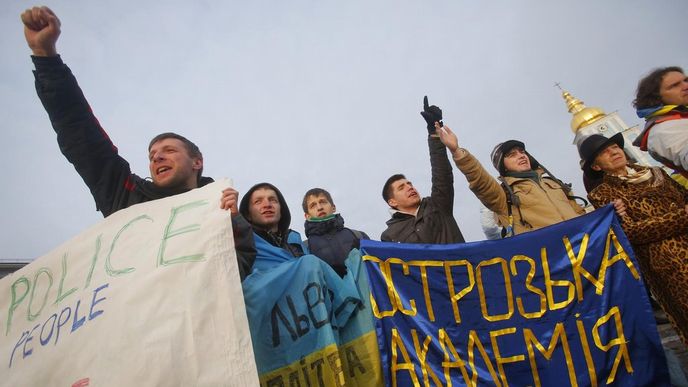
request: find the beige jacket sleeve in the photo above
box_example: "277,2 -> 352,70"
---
452,148 -> 509,217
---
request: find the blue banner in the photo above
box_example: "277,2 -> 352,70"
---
362,205 -> 669,386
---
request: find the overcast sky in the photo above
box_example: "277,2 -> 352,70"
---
2,0 -> 687,260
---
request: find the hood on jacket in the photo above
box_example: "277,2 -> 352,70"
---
239,182 -> 292,235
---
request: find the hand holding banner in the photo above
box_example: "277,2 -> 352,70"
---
1,180 -> 258,386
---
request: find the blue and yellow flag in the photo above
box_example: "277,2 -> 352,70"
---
243,246 -> 383,386
362,205 -> 669,386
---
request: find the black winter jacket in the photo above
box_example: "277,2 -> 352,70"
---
32,55 -> 255,280
305,214 -> 368,276
381,136 -> 465,244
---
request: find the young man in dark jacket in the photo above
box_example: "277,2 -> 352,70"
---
302,188 -> 369,277
380,97 -> 465,244
22,6 -> 254,279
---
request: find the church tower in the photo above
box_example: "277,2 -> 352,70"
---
559,87 -> 660,167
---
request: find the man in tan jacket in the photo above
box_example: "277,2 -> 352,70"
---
436,123 -> 586,236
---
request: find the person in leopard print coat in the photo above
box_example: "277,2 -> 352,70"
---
579,133 -> 688,345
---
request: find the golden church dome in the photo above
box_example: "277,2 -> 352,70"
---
561,90 -> 606,133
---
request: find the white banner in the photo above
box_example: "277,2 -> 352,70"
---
1,180 -> 258,386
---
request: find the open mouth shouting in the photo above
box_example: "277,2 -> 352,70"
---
155,165 -> 173,179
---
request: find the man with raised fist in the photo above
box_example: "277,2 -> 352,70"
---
20,6 -> 254,279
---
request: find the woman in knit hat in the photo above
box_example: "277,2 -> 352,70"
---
436,122 -> 586,236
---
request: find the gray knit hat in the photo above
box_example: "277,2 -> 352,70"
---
490,140 -> 539,175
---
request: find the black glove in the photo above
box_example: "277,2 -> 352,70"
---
420,95 -> 443,134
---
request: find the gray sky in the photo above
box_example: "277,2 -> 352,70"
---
2,0 -> 688,260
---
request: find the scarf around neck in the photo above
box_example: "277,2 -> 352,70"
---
636,105 -> 688,119
614,165 -> 656,185
504,170 -> 539,183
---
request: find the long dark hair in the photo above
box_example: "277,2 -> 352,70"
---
633,66 -> 684,109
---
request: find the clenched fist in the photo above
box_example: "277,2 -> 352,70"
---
21,6 -> 61,56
